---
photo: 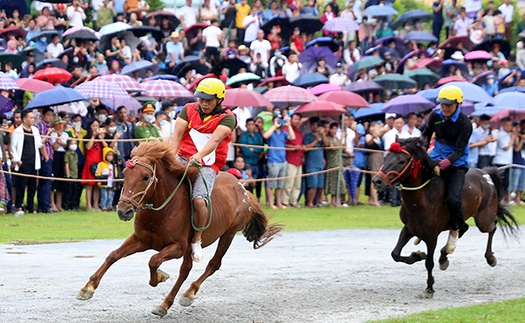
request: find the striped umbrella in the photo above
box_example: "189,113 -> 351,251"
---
322,17 -> 360,32
0,72 -> 20,90
75,80 -> 131,100
99,74 -> 142,92
140,80 -> 193,98
263,85 -> 317,107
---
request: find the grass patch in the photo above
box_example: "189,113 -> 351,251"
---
371,297 -> 525,323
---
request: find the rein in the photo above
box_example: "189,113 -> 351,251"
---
119,159 -> 213,232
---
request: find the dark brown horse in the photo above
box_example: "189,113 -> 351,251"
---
372,137 -> 519,298
77,141 -> 282,316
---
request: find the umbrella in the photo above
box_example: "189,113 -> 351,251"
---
62,26 -> 98,38
129,26 -> 164,42
471,71 -> 497,86
174,62 -> 210,79
471,102 -> 501,116
433,76 -> 467,88
414,57 -> 443,70
171,55 -> 200,76
99,74 -> 142,92
309,84 -> 341,96
0,0 -> 28,17
0,52 -> 24,71
0,26 -> 27,40
290,15 -> 323,35
418,88 -> 440,102
35,58 -> 68,71
490,109 -> 525,127
322,17 -> 360,32
261,17 -> 293,41
362,5 -> 398,16
499,86 -> 525,94
63,29 -> 99,41
318,90 -> 370,108
23,87 -> 87,110
438,35 -> 474,51
99,30 -> 139,54
140,80 -> 193,97
472,39 -> 511,59
350,56 -> 385,73
295,100 -> 347,118
188,73 -> 219,92
374,36 -> 405,47
344,80 -> 383,94
0,95 -> 13,115
437,82 -> 493,104
253,87 -> 268,94
258,76 -> 289,87
434,101 -> 475,116
404,31 -> 438,43
170,96 -> 198,106
184,22 -> 210,39
396,50 -> 430,74
146,10 -> 180,28
293,73 -> 329,88
223,88 -> 272,107
263,85 -> 317,107
75,80 -> 131,100
226,72 -> 261,86
211,58 -> 248,76
382,94 -> 435,115
354,103 -> 385,121
146,75 -> 179,82
121,60 -> 159,78
392,9 -> 433,29
102,97 -> 142,112
16,78 -> 54,93
29,30 -> 60,43
493,92 -> 525,110
372,73 -> 416,90
305,37 -> 339,52
99,22 -> 131,37
464,50 -> 492,61
299,46 -> 338,71
405,68 -> 440,88
33,67 -> 72,84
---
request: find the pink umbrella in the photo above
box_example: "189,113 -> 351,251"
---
432,76 -> 467,88
223,88 -> 272,107
16,78 -> 54,93
309,84 -> 341,96
438,36 -> 474,51
295,100 -> 347,118
414,57 -> 442,70
464,50 -> 492,61
258,76 -> 289,88
318,90 -> 370,108
140,80 -> 193,98
490,109 -> 525,127
99,74 -> 142,92
263,85 -> 317,107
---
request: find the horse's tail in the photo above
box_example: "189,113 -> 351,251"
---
242,192 -> 283,249
483,167 -> 520,239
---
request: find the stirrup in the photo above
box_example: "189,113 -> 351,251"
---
445,234 -> 458,254
191,240 -> 203,263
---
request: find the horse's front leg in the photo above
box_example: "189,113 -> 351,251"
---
77,234 -> 148,300
422,237 -> 437,299
148,242 -> 185,287
391,226 -> 427,265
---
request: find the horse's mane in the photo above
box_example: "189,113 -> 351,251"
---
398,137 -> 437,178
130,141 -> 199,179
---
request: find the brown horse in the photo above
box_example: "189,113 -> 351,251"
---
77,141 -> 282,316
372,137 -> 519,298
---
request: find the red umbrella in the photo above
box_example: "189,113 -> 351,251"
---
184,22 -> 210,39
188,73 -> 219,92
438,35 -> 473,51
258,76 -> 289,88
33,67 -> 72,84
464,50 -> 492,61
414,57 -> 442,70
16,78 -> 54,93
263,85 -> 317,107
432,76 -> 467,88
0,26 -> 27,40
318,90 -> 370,108
223,88 -> 272,107
295,100 -> 347,118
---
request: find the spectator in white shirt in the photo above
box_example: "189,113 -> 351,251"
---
249,30 -> 271,63
402,113 -> 422,138
179,0 -> 200,29
202,19 -> 224,66
498,0 -> 514,42
67,0 -> 86,28
343,40 -> 360,68
282,54 -> 302,83
243,7 -> 262,44
329,63 -> 348,87
453,7 -> 471,37
268,48 -> 288,77
34,1 -> 54,13
492,118 -> 515,203
46,34 -> 64,58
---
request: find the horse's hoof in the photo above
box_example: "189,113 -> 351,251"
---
151,306 -> 167,317
439,259 -> 449,271
76,289 -> 94,301
157,269 -> 170,283
414,237 -> 421,245
179,295 -> 194,307
411,251 -> 426,260
489,257 -> 497,267
422,289 -> 434,299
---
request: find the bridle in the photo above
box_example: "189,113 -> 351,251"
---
377,148 -> 416,187
119,158 -> 158,211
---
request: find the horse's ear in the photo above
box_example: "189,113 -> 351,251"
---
418,136 -> 428,148
396,135 -> 406,146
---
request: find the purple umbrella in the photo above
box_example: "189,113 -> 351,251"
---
0,95 -> 13,116
309,83 -> 341,96
344,80 -> 383,94
374,36 -> 405,47
471,70 -> 496,86
396,50 -> 431,74
298,46 -> 338,70
0,72 -> 20,90
381,94 -> 435,115
464,50 -> 492,61
434,101 -> 475,116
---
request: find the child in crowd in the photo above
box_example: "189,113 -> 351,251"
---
96,147 -> 117,211
63,138 -> 79,211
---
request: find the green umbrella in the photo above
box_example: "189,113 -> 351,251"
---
253,86 -> 268,94
226,72 -> 261,86
0,52 -> 24,71
373,73 -> 417,90
350,56 -> 385,73
405,68 -> 440,88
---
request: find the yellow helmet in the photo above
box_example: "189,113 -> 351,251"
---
195,78 -> 225,100
436,85 -> 463,105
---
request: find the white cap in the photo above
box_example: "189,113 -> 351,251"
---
450,51 -> 464,61
385,113 -> 396,119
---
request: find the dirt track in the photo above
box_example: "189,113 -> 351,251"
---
1,229 -> 524,323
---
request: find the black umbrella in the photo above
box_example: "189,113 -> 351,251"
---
0,0 -> 28,17
19,48 -> 46,64
392,9 -> 433,29
57,47 -> 74,61
64,29 -> 98,41
174,63 -> 210,79
171,55 -> 200,76
0,52 -> 24,71
290,15 -> 323,35
261,17 -> 292,42
472,39 -> 511,59
29,30 -> 60,43
130,26 -> 164,43
35,58 -> 68,71
35,0 -> 71,2
211,58 -> 248,76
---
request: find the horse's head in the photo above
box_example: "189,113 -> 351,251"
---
117,157 -> 158,221
372,137 -> 427,192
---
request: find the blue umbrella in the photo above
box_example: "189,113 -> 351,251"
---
437,82 -> 493,104
24,87 -> 87,110
404,31 -> 438,43
373,73 -> 417,90
35,58 -> 68,71
418,88 -> 440,102
362,5 -> 398,16
381,94 -> 434,115
392,9 -> 433,29
226,72 -> 261,86
299,46 -> 338,71
146,75 -> 179,82
121,60 -> 159,78
441,59 -> 468,76
471,103 -> 501,116
499,86 -> 525,94
99,22 -> 132,37
354,103 -> 385,121
305,37 -> 339,52
493,92 -> 525,110
293,73 -> 329,88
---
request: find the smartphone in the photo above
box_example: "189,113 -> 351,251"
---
278,119 -> 286,125
116,124 -> 124,132
130,110 -> 135,117
2,119 -> 7,126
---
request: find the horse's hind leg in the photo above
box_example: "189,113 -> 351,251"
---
485,228 -> 497,267
422,237 -> 437,299
392,226 -> 426,265
77,234 -> 147,300
148,242 -> 184,287
180,230 -> 237,307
